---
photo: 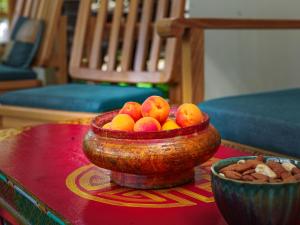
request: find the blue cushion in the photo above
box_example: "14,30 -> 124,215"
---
199,88 -> 300,158
2,16 -> 44,68
1,41 -> 35,67
0,84 -> 164,113
0,65 -> 36,81
11,17 -> 27,39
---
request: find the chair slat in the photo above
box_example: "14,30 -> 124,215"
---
73,67 -> 164,84
36,0 -> 48,19
107,0 -> 124,72
30,0 -> 40,19
134,0 -> 154,71
148,0 -> 169,72
70,0 -> 91,68
89,0 -> 109,69
70,0 -> 185,93
36,0 -> 63,65
120,0 -> 139,71
23,0 -> 33,17
11,0 -> 25,29
84,17 -> 96,66
165,0 -> 185,77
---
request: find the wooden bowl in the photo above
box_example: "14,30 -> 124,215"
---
83,107 -> 221,189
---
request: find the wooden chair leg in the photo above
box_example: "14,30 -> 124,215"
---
0,115 -> 3,129
169,37 -> 182,104
169,83 -> 182,104
48,15 -> 68,84
181,28 -> 205,104
56,15 -> 68,84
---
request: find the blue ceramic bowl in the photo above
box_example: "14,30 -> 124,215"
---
211,156 -> 300,225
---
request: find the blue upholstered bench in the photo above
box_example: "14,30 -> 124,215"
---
0,83 -> 163,113
199,88 -> 300,158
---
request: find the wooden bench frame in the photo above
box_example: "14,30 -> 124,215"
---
0,105 -> 96,128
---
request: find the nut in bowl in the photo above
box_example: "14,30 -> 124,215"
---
83,97 -> 221,189
211,156 -> 300,225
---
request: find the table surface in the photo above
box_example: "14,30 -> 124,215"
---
0,124 -> 250,225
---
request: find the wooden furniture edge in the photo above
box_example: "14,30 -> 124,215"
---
0,197 -> 30,225
0,168 -> 71,225
0,80 -> 42,92
0,105 -> 96,121
156,18 -> 300,37
69,67 -> 167,83
0,105 -> 96,128
222,139 -> 300,161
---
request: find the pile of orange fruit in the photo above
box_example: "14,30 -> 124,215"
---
102,96 -> 205,132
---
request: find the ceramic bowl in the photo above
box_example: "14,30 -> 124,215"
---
83,107 -> 221,189
211,156 -> 300,225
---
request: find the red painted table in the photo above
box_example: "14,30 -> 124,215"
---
0,124 -> 250,225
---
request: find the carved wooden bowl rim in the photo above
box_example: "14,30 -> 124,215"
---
91,106 -> 210,140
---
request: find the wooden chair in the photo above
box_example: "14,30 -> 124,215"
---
0,0 -> 185,128
157,18 -> 300,159
69,0 -> 185,103
0,0 -> 67,93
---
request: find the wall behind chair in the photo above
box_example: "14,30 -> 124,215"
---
190,0 -> 300,100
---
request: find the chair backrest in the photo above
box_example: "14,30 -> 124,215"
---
70,0 -> 185,85
11,0 -> 63,66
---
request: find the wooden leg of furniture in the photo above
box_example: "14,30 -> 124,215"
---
56,15 -> 68,84
190,28 -> 204,104
0,80 -> 42,93
0,105 -> 96,129
169,43 -> 182,105
181,28 -> 205,104
48,15 -> 68,84
0,114 -> 3,129
169,82 -> 182,105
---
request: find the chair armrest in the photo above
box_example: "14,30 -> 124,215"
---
157,18 -> 300,38
157,18 -> 300,104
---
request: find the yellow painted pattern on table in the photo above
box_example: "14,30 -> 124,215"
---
0,116 -> 92,141
0,127 -> 30,141
66,157 -> 219,208
59,117 -> 93,125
